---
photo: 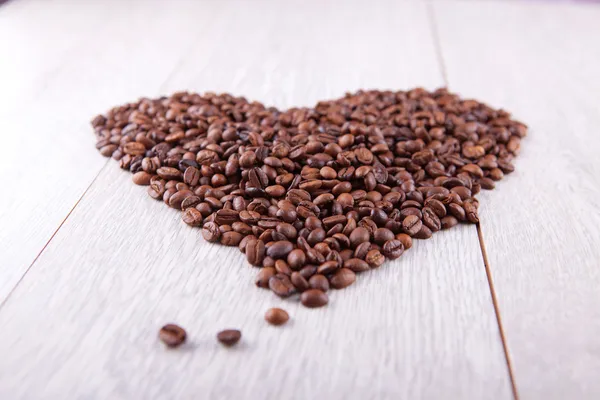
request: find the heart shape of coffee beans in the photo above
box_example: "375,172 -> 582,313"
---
92,88 -> 525,308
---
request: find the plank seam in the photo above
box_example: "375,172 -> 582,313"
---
426,2 -> 520,399
0,160 -> 110,312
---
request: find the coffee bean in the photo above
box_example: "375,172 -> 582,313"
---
374,228 -> 394,245
382,239 -> 404,259
287,249 -> 306,270
265,308 -> 290,326
291,271 -> 309,291
246,239 -> 266,266
329,268 -> 356,289
269,273 -> 296,297
441,215 -> 459,230
256,267 -> 276,288
132,171 -> 152,185
217,329 -> 241,346
317,260 -> 339,275
349,227 -> 370,248
395,233 -> 412,250
300,289 -> 328,308
202,222 -> 221,243
402,215 -> 422,236
413,225 -> 433,239
267,241 -> 294,259
308,274 -> 330,292
365,250 -> 385,268
344,258 -> 370,272
221,231 -> 243,246
159,324 -> 186,348
182,208 -> 203,227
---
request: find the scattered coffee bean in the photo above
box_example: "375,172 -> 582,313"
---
265,308 -> 290,326
93,88 -> 525,309
159,324 -> 186,348
300,289 -> 329,308
217,329 -> 242,346
329,268 -> 356,289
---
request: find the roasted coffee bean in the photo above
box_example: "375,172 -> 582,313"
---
317,260 -> 339,275
402,215 -> 422,236
182,208 -> 203,227
441,215 -> 459,230
265,308 -> 290,326
329,268 -> 356,289
349,227 -> 370,248
287,249 -> 307,270
291,271 -> 310,291
300,289 -> 328,308
159,324 -> 187,348
374,228 -> 394,245
275,259 -> 293,276
267,241 -> 294,259
395,233 -> 412,250
382,239 -> 404,259
269,273 -> 296,297
93,88 -> 524,309
246,239 -> 266,266
217,329 -> 241,346
132,171 -> 152,185
365,250 -> 385,268
413,225 -> 433,240
202,222 -> 221,243
256,267 -> 276,288
309,274 -> 330,292
221,231 -> 243,246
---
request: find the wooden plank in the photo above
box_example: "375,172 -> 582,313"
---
432,1 -> 600,398
0,0 -> 221,300
0,1 -> 512,399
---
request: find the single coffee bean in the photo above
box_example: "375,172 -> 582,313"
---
267,241 -> 294,259
256,267 -> 276,288
373,227 -> 395,245
159,324 -> 186,348
221,231 -> 243,246
182,208 -> 203,227
402,215 -> 422,236
349,227 -> 370,248
300,289 -> 328,308
291,271 -> 309,291
365,250 -> 385,268
132,171 -> 152,185
441,215 -> 459,230
395,233 -> 412,250
202,222 -> 221,243
344,258 -> 370,272
265,308 -> 290,326
382,239 -> 404,259
217,329 -> 241,346
246,239 -> 266,266
413,224 -> 433,239
269,273 -> 296,297
317,260 -> 339,275
329,268 -> 356,289
308,274 -> 330,292
287,248 -> 307,270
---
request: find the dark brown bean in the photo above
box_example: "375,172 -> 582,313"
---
382,239 -> 404,259
365,250 -> 385,268
159,324 -> 187,348
202,222 -> 221,242
309,274 -> 330,292
267,241 -> 294,259
182,208 -> 203,227
256,267 -> 276,288
300,289 -> 328,308
329,268 -> 356,289
246,239 -> 266,266
217,329 -> 241,346
344,258 -> 370,272
265,308 -> 290,326
269,273 -> 296,297
402,215 -> 422,236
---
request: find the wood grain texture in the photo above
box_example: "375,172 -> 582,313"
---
0,0 -> 511,399
0,0 -> 221,300
433,1 -> 600,398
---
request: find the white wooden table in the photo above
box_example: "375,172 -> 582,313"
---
1,0 -> 599,399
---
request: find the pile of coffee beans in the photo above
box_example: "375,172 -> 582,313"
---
92,88 -> 526,308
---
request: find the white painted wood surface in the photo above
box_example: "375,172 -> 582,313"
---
0,0 -> 513,399
433,1 -> 600,399
0,0 -> 223,300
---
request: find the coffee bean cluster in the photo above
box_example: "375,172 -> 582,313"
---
92,88 -> 526,308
